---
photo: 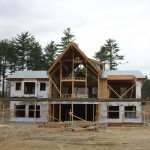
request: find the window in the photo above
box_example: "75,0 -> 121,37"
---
107,106 -> 119,119
15,105 -> 25,117
24,82 -> 35,94
125,106 -> 136,119
16,83 -> 21,91
40,83 -> 46,91
29,105 -> 40,118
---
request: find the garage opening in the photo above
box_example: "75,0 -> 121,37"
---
125,106 -> 136,118
29,105 -> 40,118
15,105 -> 25,117
49,104 -> 97,122
108,106 -> 119,119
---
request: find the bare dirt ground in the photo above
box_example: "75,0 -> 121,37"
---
0,124 -> 150,150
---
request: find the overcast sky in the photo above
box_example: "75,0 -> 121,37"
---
0,0 -> 150,77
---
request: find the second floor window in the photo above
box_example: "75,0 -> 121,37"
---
16,83 -> 21,91
40,83 -> 46,91
24,82 -> 35,94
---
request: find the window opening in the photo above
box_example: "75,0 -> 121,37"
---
24,82 -> 35,94
125,106 -> 136,118
40,83 -> 46,91
29,105 -> 40,118
15,105 -> 25,117
16,83 -> 21,91
107,106 -> 119,119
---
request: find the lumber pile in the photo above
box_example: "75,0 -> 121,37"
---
38,123 -> 68,128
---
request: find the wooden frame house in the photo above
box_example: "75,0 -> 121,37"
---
7,42 -> 145,123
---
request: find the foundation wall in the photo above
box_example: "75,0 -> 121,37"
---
100,102 -> 142,123
10,101 -> 47,122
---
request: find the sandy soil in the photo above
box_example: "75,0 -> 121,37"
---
0,124 -> 150,150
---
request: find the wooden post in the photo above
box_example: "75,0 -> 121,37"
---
59,104 -> 61,122
85,63 -> 88,97
53,104 -> 55,122
98,101 -> 100,122
60,63 -> 62,98
49,75 -> 52,98
71,101 -> 74,125
72,51 -> 74,99
34,101 -> 37,125
46,100 -> 49,124
98,74 -> 101,98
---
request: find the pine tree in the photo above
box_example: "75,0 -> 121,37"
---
44,41 -> 58,68
0,39 -> 11,97
14,32 -> 44,71
14,32 -> 31,70
58,27 -> 76,54
94,39 -> 125,70
142,77 -> 150,99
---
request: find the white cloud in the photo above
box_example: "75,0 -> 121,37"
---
0,0 -> 150,77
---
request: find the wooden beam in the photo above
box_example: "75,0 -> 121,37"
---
120,83 -> 136,99
60,63 -> 62,98
51,65 -> 60,76
72,50 -> 75,99
69,112 -> 87,122
49,75 -> 52,98
93,104 -> 95,122
85,63 -> 88,96
50,77 -> 61,95
87,64 -> 98,77
72,101 -> 74,124
59,104 -> 61,122
107,84 -> 121,98
107,75 -> 135,80
34,100 -> 36,125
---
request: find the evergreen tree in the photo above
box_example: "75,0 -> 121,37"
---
142,77 -> 150,99
14,32 -> 31,70
14,32 -> 43,71
0,39 -> 11,97
44,41 -> 58,68
7,39 -> 18,74
27,38 -> 43,70
94,39 -> 125,70
58,27 -> 76,54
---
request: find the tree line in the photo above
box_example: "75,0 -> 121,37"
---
0,27 -> 148,98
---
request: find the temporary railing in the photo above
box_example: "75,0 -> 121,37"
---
61,77 -> 86,81
61,94 -> 88,98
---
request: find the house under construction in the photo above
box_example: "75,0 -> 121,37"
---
7,42 -> 145,124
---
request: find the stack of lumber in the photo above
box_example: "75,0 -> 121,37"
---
71,123 -> 98,132
38,123 -> 68,128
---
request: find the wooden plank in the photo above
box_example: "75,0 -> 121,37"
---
34,100 -> 36,125
38,123 -> 67,128
59,104 -> 61,122
107,75 -> 135,80
120,83 -> 136,99
107,84 -> 121,98
50,77 -> 61,95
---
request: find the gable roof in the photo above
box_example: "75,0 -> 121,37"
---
7,71 -> 49,79
102,70 -> 145,79
48,42 -> 101,76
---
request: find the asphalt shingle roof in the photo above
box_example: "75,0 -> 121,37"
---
7,71 -> 48,79
101,70 -> 145,78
